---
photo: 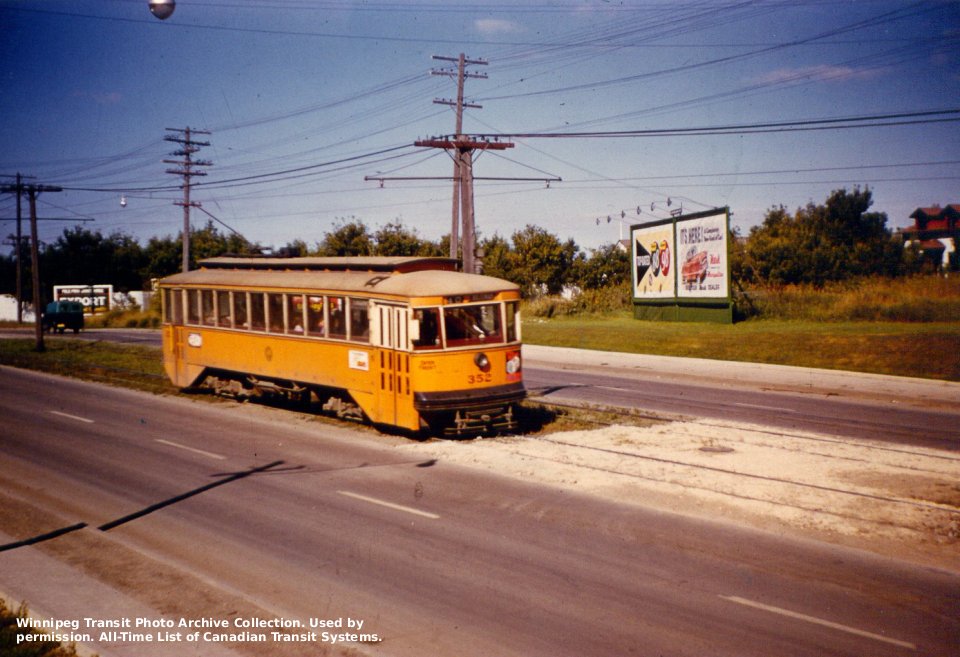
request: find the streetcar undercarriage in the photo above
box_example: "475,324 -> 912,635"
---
195,369 -> 521,436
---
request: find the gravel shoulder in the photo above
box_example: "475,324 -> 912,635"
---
397,348 -> 960,572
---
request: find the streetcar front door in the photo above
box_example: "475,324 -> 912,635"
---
375,304 -> 412,429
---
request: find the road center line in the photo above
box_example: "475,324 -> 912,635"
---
337,490 -> 440,520
719,595 -> 916,650
49,410 -> 95,424
733,402 -> 798,413
155,439 -> 227,461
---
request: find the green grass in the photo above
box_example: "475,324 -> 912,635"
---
0,338 -> 172,394
523,314 -> 960,381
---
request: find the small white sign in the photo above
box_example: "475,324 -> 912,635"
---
349,350 -> 369,371
187,333 -> 203,348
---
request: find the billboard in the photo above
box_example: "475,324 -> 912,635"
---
676,210 -> 729,298
53,284 -> 114,314
632,220 -> 675,299
630,208 -> 732,323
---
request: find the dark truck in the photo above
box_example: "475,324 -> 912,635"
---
42,300 -> 85,333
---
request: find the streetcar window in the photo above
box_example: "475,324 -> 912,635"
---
287,294 -> 305,334
328,296 -> 347,339
348,298 -> 369,343
506,301 -> 518,342
187,289 -> 200,325
412,308 -> 441,350
249,293 -> 266,331
216,290 -> 231,327
444,303 -> 503,347
201,290 -> 215,326
165,289 -> 184,325
306,295 -> 325,337
267,294 -> 285,333
234,292 -> 249,330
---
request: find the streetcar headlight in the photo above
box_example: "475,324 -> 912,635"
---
474,352 -> 491,372
505,353 -> 521,375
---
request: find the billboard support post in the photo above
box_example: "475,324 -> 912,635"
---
630,207 -> 733,324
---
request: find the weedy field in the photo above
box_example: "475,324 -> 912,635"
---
522,276 -> 960,381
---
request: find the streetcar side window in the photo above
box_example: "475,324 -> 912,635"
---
348,298 -> 370,343
164,288 -> 184,325
306,295 -> 325,337
267,293 -> 285,333
287,294 -> 305,334
186,289 -> 200,325
217,290 -> 232,327
249,292 -> 266,331
412,308 -> 441,350
505,301 -> 519,342
328,296 -> 347,339
201,290 -> 216,326
234,291 -> 249,330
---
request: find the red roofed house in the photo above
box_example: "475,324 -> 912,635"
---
901,204 -> 960,271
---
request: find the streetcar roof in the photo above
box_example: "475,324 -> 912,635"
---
159,266 -> 519,298
198,256 -> 458,273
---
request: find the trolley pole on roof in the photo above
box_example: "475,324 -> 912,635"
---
164,127 -> 212,272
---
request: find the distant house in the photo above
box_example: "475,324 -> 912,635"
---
901,204 -> 959,270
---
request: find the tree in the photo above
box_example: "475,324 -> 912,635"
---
316,218 -> 372,256
372,221 -> 444,257
509,224 -> 578,296
572,242 -> 630,290
41,226 -> 147,292
141,221 -> 258,281
479,233 -> 517,281
189,221 -> 256,263
744,187 -> 906,286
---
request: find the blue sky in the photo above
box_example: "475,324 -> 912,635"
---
1,0 -> 958,257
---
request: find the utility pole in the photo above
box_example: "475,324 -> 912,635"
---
15,173 -> 24,324
164,127 -> 211,272
421,53 -> 513,274
431,54 -> 485,262
1,180 -> 63,352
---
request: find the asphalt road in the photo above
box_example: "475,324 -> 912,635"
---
522,361 -> 960,450
1,367 -> 957,657
11,327 -> 959,449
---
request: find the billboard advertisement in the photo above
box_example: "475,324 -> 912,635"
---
631,220 -> 675,299
676,210 -> 729,298
630,208 -> 732,323
54,284 -> 114,314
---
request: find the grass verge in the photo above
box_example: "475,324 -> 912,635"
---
0,339 -> 172,394
523,314 -> 960,381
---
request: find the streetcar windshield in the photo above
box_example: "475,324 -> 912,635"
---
443,303 -> 503,347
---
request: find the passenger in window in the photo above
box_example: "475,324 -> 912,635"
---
329,297 -> 346,338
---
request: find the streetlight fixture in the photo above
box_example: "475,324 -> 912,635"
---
149,0 -> 175,20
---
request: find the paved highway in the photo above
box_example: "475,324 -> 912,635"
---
1,367 -> 957,657
10,328 -> 959,449
522,355 -> 960,450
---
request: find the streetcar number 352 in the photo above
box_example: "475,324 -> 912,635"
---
467,373 -> 492,385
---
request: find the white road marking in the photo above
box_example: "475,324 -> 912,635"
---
49,410 -> 94,424
337,490 -> 440,520
720,595 -> 916,650
733,402 -> 797,413
155,439 -> 227,461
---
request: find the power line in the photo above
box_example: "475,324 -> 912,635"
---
470,109 -> 960,140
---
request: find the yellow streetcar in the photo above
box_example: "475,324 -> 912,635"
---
158,256 -> 525,435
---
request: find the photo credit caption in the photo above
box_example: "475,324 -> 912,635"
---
15,615 -> 381,647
